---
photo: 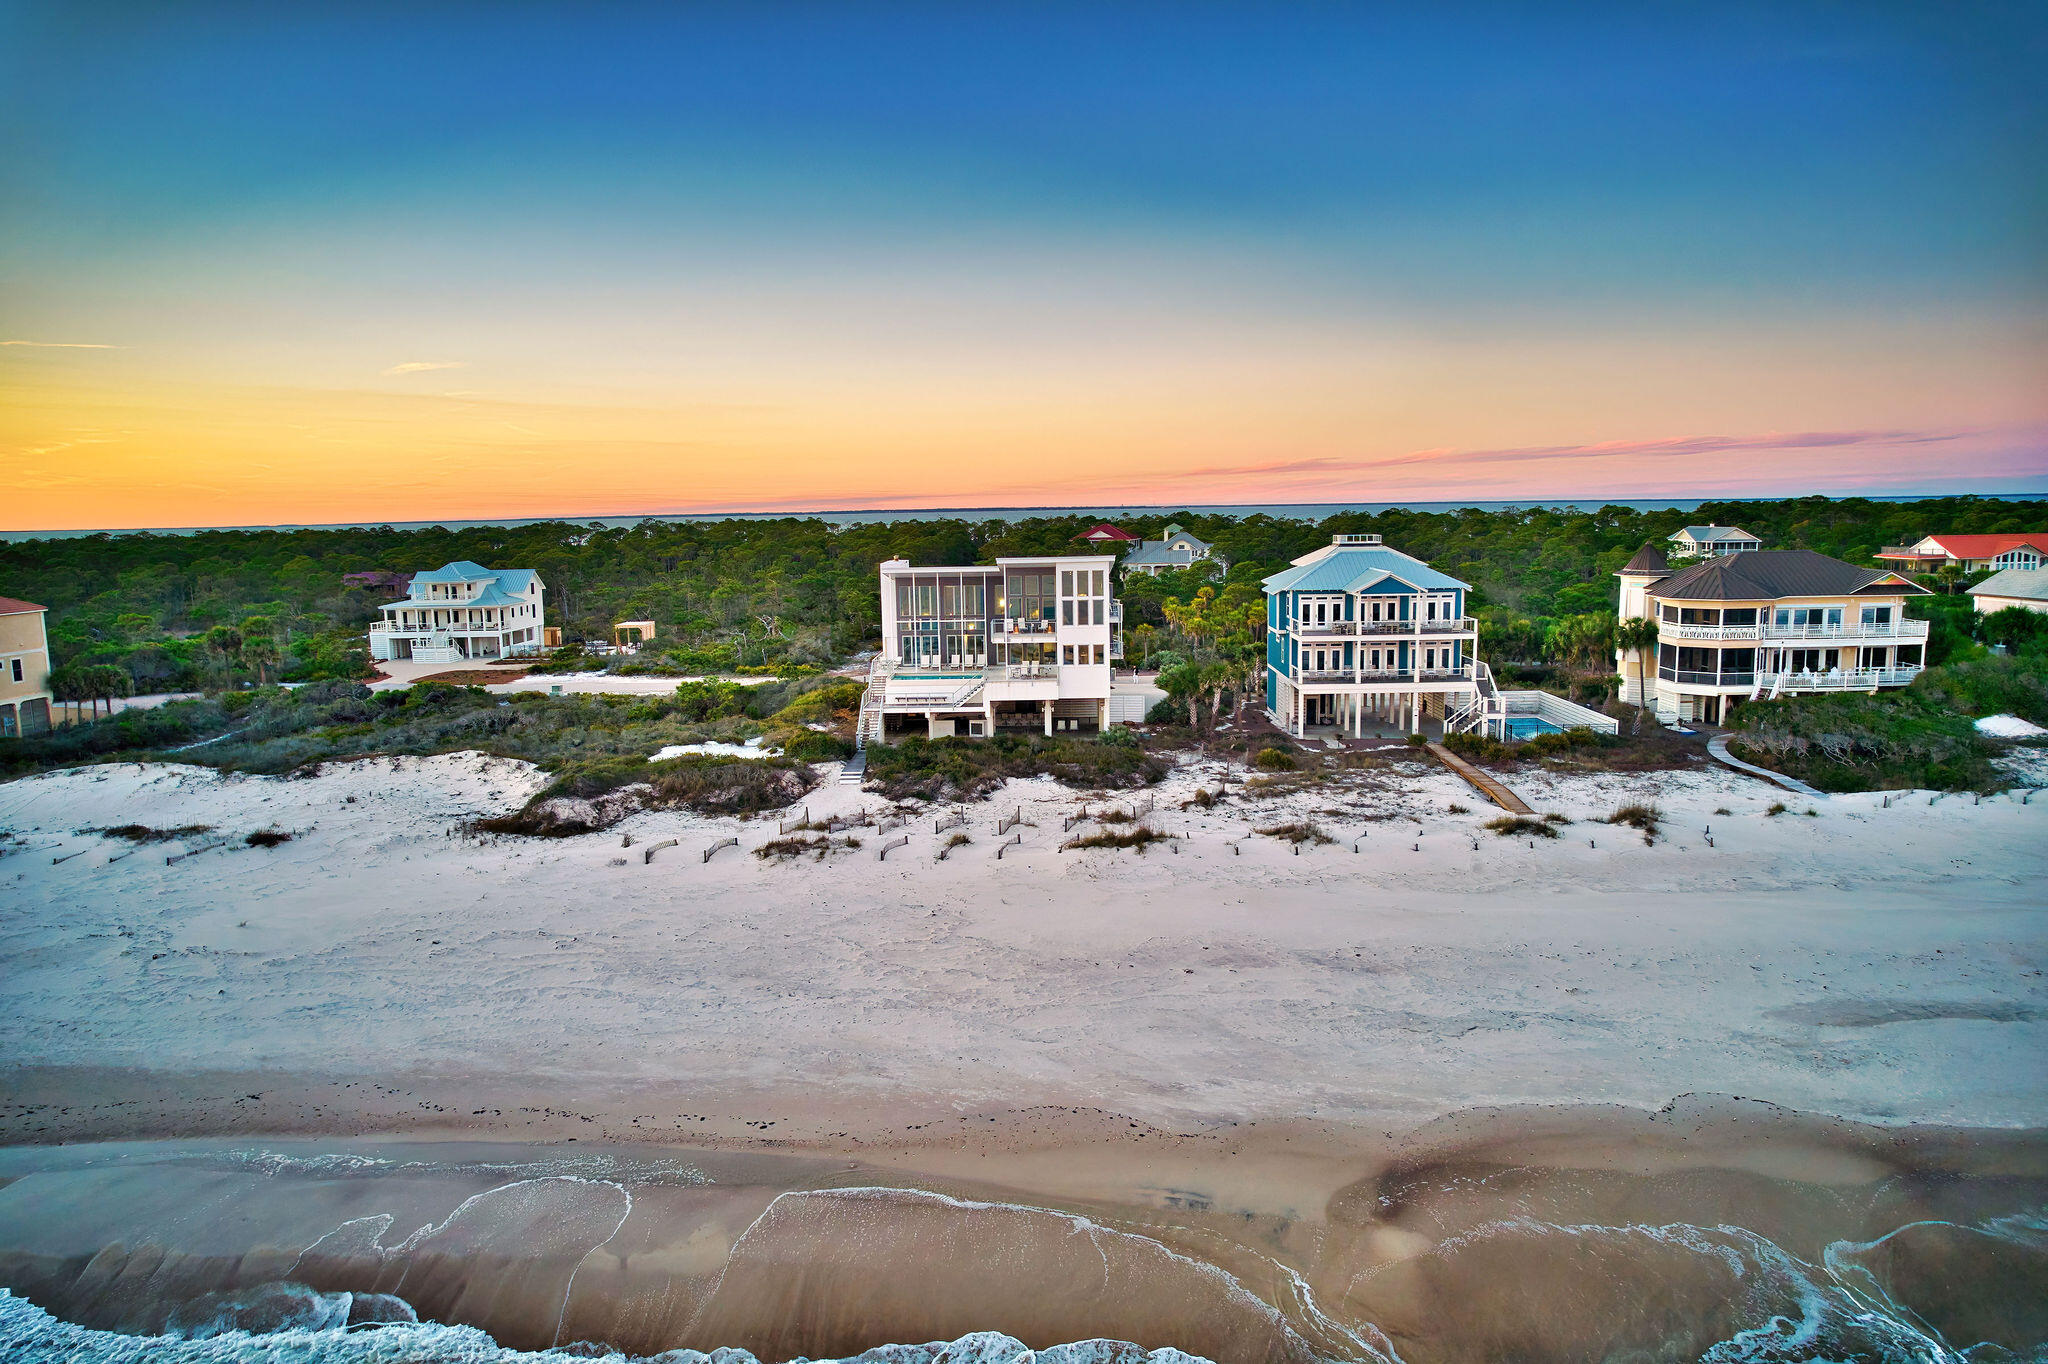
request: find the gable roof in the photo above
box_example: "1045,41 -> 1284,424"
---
1922,533 -> 2048,559
1160,524 -> 1212,551
1968,567 -> 2048,603
1122,541 -> 1196,568
1671,525 -> 1757,544
1263,543 -> 1468,595
410,560 -> 497,583
0,596 -> 47,616
1619,542 -> 1669,575
1648,549 -> 1927,602
1073,523 -> 1139,542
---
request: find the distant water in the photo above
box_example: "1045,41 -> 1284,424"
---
4,491 -> 2041,541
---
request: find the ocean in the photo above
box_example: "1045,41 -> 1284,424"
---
3,491 -> 2041,542
2,1136 -> 2042,1364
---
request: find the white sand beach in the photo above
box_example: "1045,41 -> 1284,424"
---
2,749 -> 2043,1150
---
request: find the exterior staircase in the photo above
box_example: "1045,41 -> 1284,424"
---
1445,660 -> 1503,735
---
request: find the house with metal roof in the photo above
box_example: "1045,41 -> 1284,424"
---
369,561 -> 547,664
1666,525 -> 1760,560
1615,543 -> 1929,725
1121,522 -> 1219,577
1968,566 -> 2048,616
1261,534 -> 1481,737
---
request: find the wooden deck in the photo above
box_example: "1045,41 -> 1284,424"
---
1426,742 -> 1533,814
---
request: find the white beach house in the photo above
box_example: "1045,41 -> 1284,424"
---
1666,525 -> 1761,561
368,561 -> 547,664
862,554 -> 1120,741
1615,543 -> 1928,724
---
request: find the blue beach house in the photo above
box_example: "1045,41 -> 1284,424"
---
1261,534 -> 1481,737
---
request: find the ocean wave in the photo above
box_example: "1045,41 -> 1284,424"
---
0,1288 -> 1217,1364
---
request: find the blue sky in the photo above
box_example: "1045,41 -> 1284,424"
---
2,2 -> 2043,527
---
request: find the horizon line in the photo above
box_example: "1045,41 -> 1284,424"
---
5,488 -> 2046,540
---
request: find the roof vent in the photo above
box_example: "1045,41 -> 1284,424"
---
1333,533 -> 1382,547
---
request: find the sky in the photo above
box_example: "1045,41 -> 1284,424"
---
2,2 -> 2045,531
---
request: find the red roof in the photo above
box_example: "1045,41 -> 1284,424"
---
1921,533 -> 2048,558
1073,523 -> 1140,542
0,596 -> 47,615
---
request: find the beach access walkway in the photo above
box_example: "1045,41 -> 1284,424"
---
1706,734 -> 1825,798
1426,741 -> 1533,814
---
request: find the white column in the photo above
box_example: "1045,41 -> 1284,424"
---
1042,700 -> 1054,736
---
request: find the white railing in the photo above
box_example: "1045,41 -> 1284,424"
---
1659,619 -> 1929,643
1292,616 -> 1478,638
1755,666 -> 1923,692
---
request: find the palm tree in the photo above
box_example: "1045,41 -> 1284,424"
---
1614,616 -> 1658,707
240,616 -> 280,685
204,624 -> 244,686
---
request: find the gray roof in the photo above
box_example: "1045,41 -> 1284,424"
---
1122,541 -> 1197,569
1671,525 -> 1757,543
1264,544 -> 1468,594
1648,549 -> 1927,602
1619,542 -> 1669,574
1969,567 -> 2048,603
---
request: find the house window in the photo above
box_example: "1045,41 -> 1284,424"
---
1093,644 -> 1104,664
8,659 -> 20,682
1092,570 -> 1104,595
1062,600 -> 1074,626
1860,605 -> 1892,626
1061,570 -> 1074,596
1063,645 -> 1076,665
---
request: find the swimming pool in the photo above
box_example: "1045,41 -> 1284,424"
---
1504,716 -> 1564,739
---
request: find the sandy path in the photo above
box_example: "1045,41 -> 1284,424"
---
2,751 -> 2044,1147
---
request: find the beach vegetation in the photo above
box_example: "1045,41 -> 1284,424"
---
244,828 -> 294,847
1484,815 -> 1559,838
1603,802 -> 1664,844
1062,826 -> 1171,852
1255,820 -> 1332,845
861,733 -> 1167,802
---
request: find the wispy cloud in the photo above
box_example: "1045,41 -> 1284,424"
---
1,339 -> 120,349
381,360 -> 467,376
1184,429 -> 1973,484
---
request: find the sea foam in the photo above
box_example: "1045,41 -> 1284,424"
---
0,1289 -> 1219,1364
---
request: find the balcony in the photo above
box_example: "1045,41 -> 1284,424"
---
1292,616 -> 1477,637
1289,663 -> 1475,686
1658,618 -> 1929,644
1759,666 -> 1923,692
1107,600 -> 1123,623
995,617 -> 1056,636
1658,667 -> 1757,688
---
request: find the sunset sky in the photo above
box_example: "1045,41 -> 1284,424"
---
3,3 -> 2044,531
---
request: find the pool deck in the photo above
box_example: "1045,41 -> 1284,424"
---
1426,742 -> 1534,814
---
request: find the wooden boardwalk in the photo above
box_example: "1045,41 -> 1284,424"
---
1426,742 -> 1533,814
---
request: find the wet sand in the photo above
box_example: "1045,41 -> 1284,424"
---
1,1098 -> 2044,1361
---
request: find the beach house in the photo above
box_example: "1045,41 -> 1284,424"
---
862,554 -> 1120,741
1261,535 -> 1480,736
1876,533 -> 2048,575
368,561 -> 547,664
1616,543 -> 1928,725
1071,523 -> 1140,548
0,597 -> 53,738
1968,567 -> 2048,616
1666,525 -> 1761,561
1121,523 -> 1219,577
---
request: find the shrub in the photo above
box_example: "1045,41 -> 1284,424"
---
1766,802 -> 1788,816
778,729 -> 855,763
1448,802 -> 1471,814
1406,733 -> 1428,747
98,823 -> 213,842
1254,747 -> 1297,771
1603,802 -> 1663,845
1484,815 -> 1558,838
1256,820 -> 1332,845
1062,826 -> 1170,852
244,828 -> 294,847
863,733 -> 1167,802
943,831 -> 973,850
